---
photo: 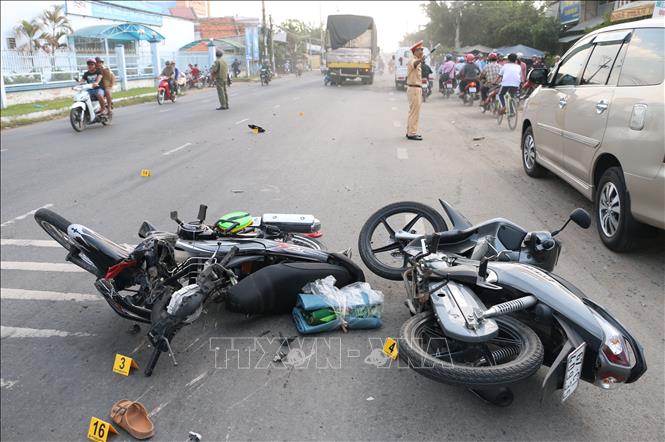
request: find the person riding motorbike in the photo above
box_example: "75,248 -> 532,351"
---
479,52 -> 501,104
172,61 -> 181,95
438,54 -> 456,91
260,59 -> 272,81
231,58 -> 241,78
95,57 -> 115,114
160,61 -> 176,97
457,53 -> 480,98
79,58 -> 107,115
454,56 -> 465,76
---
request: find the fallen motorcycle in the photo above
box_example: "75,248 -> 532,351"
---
358,200 -> 646,406
35,205 -> 363,375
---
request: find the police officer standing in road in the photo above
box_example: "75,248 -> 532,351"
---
406,41 -> 424,141
212,50 -> 229,110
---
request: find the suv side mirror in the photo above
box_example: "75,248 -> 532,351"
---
570,208 -> 591,229
528,68 -> 549,86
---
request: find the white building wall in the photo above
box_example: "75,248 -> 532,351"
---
1,1 -> 63,51
1,0 -> 194,53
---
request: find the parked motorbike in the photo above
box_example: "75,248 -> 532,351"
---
157,76 -> 177,105
461,81 -> 479,106
69,84 -> 112,132
358,200 -> 646,406
260,67 -> 272,86
35,205 -> 363,376
186,73 -> 205,89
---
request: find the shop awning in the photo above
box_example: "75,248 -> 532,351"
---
611,1 -> 655,22
179,38 -> 245,51
71,23 -> 165,41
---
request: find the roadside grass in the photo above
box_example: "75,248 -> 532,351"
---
1,87 -> 155,118
1,94 -> 155,130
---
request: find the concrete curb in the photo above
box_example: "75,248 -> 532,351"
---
1,93 -> 154,123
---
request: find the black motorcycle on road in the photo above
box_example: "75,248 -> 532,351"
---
35,205 -> 363,375
358,200 -> 646,406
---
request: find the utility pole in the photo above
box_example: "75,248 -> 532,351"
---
261,0 -> 267,61
454,4 -> 462,51
269,14 -> 275,71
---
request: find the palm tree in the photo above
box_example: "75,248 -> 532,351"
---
39,5 -> 73,53
13,19 -> 43,54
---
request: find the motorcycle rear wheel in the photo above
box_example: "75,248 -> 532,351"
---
358,201 -> 448,280
34,208 -> 100,275
400,311 -> 544,387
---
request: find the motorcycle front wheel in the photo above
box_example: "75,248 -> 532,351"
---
70,108 -> 86,132
157,89 -> 165,105
358,201 -> 448,280
400,311 -> 544,387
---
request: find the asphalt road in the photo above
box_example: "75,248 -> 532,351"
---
1,73 -> 663,441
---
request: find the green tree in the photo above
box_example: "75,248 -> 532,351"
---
13,19 -> 43,54
39,5 -> 73,53
403,1 -> 560,55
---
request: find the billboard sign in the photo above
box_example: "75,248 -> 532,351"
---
559,1 -> 581,24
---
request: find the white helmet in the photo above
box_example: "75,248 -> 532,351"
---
517,52 -> 524,59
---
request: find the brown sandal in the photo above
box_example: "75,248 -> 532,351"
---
110,399 -> 155,440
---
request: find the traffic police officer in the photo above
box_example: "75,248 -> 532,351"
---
406,41 -> 424,141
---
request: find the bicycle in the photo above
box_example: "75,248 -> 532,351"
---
496,89 -> 518,130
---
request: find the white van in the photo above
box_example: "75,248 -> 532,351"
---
394,46 -> 431,90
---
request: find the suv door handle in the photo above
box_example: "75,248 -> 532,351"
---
596,99 -> 609,114
559,97 -> 567,109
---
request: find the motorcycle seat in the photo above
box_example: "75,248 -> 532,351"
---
68,224 -> 130,272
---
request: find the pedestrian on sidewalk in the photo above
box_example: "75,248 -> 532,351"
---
212,50 -> 229,110
406,40 -> 424,141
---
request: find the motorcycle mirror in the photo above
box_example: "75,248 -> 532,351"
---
552,208 -> 591,236
570,208 -> 591,229
197,204 -> 208,223
170,211 -> 183,226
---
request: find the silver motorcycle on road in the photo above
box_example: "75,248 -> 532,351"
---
358,200 -> 646,406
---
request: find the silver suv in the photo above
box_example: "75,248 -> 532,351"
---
522,17 -> 664,251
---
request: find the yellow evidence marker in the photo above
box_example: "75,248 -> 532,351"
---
140,169 -> 151,177
87,416 -> 118,442
112,354 -> 138,376
383,337 -> 398,360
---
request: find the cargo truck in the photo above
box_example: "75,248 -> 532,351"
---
325,14 -> 377,85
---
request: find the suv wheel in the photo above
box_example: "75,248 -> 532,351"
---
521,126 -> 546,177
595,167 -> 639,252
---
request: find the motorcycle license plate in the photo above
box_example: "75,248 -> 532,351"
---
562,342 -> 586,402
469,87 -> 477,93
445,83 -> 452,88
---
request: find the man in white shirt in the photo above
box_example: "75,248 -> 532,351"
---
497,53 -> 522,114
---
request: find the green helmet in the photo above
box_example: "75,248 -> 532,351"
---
216,211 -> 252,233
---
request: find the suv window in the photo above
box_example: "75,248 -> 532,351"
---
555,43 -> 593,86
618,28 -> 665,86
580,42 -> 623,85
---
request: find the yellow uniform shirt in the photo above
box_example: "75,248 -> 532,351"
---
407,58 -> 422,85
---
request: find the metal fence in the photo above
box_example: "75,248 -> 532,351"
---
2,48 -> 155,88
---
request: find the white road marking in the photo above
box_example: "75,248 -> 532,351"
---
391,106 -> 397,111
149,401 -> 170,417
396,148 -> 409,160
0,326 -> 93,338
0,239 -> 60,247
158,109 -> 172,113
1,288 -> 100,302
0,261 -> 86,272
393,121 -> 401,127
273,104 -> 281,109
1,204 -> 54,228
185,371 -> 208,388
1,378 -> 18,390
163,142 -> 193,156
235,118 -> 249,125
0,149 -> 8,152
